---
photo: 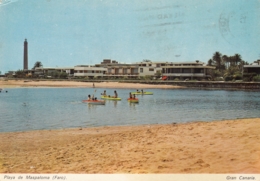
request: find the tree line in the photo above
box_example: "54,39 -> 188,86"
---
207,51 -> 260,81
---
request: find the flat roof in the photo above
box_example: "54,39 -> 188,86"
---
244,65 -> 260,68
135,61 -> 204,64
35,67 -> 74,69
161,66 -> 215,69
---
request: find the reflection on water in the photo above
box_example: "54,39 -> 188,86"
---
0,88 -> 260,132
113,101 -> 118,107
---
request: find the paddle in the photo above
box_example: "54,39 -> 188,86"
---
92,89 -> 97,100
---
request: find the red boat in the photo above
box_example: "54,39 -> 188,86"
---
127,98 -> 139,103
82,100 -> 105,105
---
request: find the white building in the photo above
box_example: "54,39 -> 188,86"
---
34,67 -> 74,77
161,61 -> 215,80
74,65 -> 107,78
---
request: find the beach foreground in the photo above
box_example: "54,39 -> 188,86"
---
0,118 -> 260,173
0,79 -> 181,89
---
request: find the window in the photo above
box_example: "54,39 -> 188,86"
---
140,68 -> 143,73
183,68 -> 191,73
149,68 -> 154,71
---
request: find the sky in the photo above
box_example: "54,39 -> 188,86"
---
0,0 -> 260,73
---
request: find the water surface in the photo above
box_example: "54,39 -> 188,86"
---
0,88 -> 259,132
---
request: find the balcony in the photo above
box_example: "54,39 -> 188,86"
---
105,73 -> 139,75
162,73 -> 206,77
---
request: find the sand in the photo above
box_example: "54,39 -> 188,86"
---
0,79 -> 181,89
0,79 -> 259,173
0,118 -> 260,173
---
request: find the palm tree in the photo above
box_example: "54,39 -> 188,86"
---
228,56 -> 234,66
222,55 -> 229,69
33,61 -> 43,69
207,59 -> 213,66
233,54 -> 242,66
213,51 -> 222,70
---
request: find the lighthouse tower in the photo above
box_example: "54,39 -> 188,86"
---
23,39 -> 28,70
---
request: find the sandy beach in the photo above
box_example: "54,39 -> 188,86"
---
0,79 -> 181,89
0,118 -> 260,173
0,79 -> 259,173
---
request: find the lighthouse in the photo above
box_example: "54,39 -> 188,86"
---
23,39 -> 28,70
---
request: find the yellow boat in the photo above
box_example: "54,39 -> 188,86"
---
101,95 -> 121,100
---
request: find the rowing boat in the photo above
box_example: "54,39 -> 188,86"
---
101,95 -> 121,100
131,92 -> 153,95
82,100 -> 105,105
127,98 -> 139,103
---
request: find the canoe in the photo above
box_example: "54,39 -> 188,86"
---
101,96 -> 121,100
131,92 -> 153,95
127,98 -> 139,103
82,100 -> 105,105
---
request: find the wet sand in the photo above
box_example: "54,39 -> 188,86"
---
0,118 -> 260,173
0,79 -> 181,89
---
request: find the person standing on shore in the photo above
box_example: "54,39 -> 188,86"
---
93,83 -> 95,88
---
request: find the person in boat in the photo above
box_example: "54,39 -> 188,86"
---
141,89 -> 144,94
133,94 -> 136,99
94,97 -> 97,101
114,90 -> 118,98
136,89 -> 140,93
102,90 -> 106,96
88,94 -> 91,100
92,94 -> 95,100
129,92 -> 132,99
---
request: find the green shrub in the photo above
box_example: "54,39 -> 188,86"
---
233,74 -> 242,80
224,76 -> 232,81
144,75 -> 152,80
253,75 -> 260,82
243,77 -> 251,82
215,77 -> 224,81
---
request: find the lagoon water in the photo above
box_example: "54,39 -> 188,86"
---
0,88 -> 260,133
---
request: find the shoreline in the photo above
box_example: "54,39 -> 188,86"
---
1,79 -> 260,90
0,79 -> 183,89
1,118 -> 260,173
